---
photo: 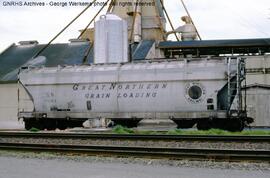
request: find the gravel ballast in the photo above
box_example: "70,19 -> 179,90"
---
1,137 -> 269,150
0,150 -> 269,171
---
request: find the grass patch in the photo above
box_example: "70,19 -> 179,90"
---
29,127 -> 40,132
112,125 -> 135,134
112,125 -> 270,136
112,125 -> 160,135
167,129 -> 231,135
134,130 -> 160,135
168,129 -> 270,136
240,130 -> 270,136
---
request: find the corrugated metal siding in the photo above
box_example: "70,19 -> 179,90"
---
132,40 -> 155,60
0,84 -> 33,120
246,87 -> 270,126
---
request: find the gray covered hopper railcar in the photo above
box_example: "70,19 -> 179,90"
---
18,57 -> 252,131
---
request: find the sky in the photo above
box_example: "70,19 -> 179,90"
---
0,0 -> 270,53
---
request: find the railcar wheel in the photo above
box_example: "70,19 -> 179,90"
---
45,120 -> 57,130
226,119 -> 244,132
24,119 -> 45,130
211,119 -> 227,130
173,120 -> 196,129
112,119 -> 142,128
57,120 -> 68,130
197,119 -> 211,130
68,120 -> 84,128
24,120 -> 32,130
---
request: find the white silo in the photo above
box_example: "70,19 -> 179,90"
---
94,14 -> 128,64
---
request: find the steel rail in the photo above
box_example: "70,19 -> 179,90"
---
0,142 -> 269,162
0,132 -> 269,142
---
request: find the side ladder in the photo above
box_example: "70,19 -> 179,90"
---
227,57 -> 246,117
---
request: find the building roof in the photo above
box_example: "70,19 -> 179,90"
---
0,41 -> 93,83
132,40 -> 155,60
0,39 -> 154,83
158,38 -> 270,56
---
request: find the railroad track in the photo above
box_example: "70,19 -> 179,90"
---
0,131 -> 270,142
0,132 -> 269,161
0,142 -> 269,162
